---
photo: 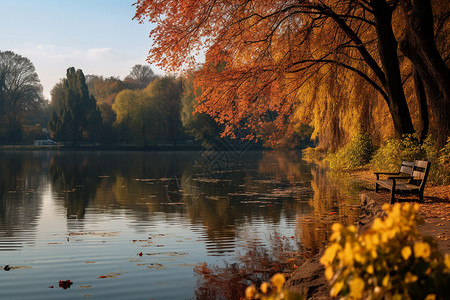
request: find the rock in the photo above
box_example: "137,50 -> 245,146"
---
285,251 -> 329,299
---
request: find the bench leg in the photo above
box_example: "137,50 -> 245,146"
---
419,193 -> 423,202
375,183 -> 379,193
390,189 -> 396,204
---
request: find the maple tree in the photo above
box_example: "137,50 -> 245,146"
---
134,0 -> 449,147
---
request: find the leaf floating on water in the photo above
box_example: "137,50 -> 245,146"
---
145,252 -> 188,256
97,272 -> 127,279
80,285 -> 92,288
138,252 -> 143,256
58,280 -> 73,289
3,265 -> 11,271
84,261 -> 96,264
68,231 -> 120,237
11,266 -> 32,269
146,263 -> 166,270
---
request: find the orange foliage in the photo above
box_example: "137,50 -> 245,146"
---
133,0 -> 449,147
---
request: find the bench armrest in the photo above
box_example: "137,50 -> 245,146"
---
374,172 -> 400,175
374,171 -> 400,180
388,175 -> 413,180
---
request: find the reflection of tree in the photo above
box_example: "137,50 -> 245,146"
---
181,151 -> 313,254
296,165 -> 361,252
194,233 -> 300,300
48,152 -> 103,220
0,152 -> 46,250
258,151 -> 312,184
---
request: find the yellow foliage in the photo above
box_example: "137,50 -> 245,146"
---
321,203 -> 450,299
243,273 -> 303,300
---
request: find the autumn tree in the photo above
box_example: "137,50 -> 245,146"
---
134,0 -> 449,147
0,51 -> 44,143
86,75 -> 127,143
48,67 -> 101,145
124,64 -> 156,90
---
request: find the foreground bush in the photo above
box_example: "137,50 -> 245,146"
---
320,203 -> 450,299
244,273 -> 303,300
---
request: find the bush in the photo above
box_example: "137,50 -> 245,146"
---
244,274 -> 303,300
320,203 -> 450,300
327,134 -> 376,170
371,135 -> 450,185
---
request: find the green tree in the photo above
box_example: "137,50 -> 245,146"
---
0,50 -> 44,143
113,89 -> 158,145
181,72 -> 221,145
146,76 -> 185,145
48,67 -> 101,145
113,76 -> 185,146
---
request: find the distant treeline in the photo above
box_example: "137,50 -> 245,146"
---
1,51 -> 313,149
0,52 -> 254,148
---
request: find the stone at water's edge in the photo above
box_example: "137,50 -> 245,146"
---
358,191 -> 388,232
284,251 -> 329,300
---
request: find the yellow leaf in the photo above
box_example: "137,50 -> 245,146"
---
444,254 -> 450,271
414,242 -> 431,259
401,246 -> 412,260
424,294 -> 436,300
245,285 -> 256,299
366,264 -> 374,274
343,242 -> 354,265
330,280 -> 344,297
260,282 -> 269,294
405,272 -> 418,283
271,273 -> 286,292
325,266 -> 334,281
350,277 -> 365,299
320,243 -> 341,266
332,223 -> 343,232
382,275 -> 390,287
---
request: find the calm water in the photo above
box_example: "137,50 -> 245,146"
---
0,150 -> 361,299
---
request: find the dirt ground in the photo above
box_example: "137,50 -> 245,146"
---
285,170 -> 450,299
353,169 -> 450,253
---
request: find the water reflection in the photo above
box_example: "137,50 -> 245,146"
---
0,151 -> 47,250
0,150 -> 362,299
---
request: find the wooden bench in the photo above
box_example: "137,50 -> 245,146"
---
375,160 -> 431,204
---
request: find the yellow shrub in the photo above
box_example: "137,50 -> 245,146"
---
244,273 -> 303,300
321,203 -> 450,299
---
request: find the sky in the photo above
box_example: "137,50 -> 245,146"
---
0,0 -> 162,99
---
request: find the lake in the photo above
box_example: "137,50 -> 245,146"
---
0,150 -> 362,299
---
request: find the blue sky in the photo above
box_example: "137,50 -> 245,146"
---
0,0 -> 162,99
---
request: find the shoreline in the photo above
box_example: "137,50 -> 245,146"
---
285,173 -> 450,299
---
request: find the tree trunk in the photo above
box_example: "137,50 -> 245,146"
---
371,0 -> 416,137
399,0 -> 450,146
413,69 -> 429,141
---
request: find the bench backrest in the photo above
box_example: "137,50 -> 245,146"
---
399,161 -> 414,176
412,160 -> 431,191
